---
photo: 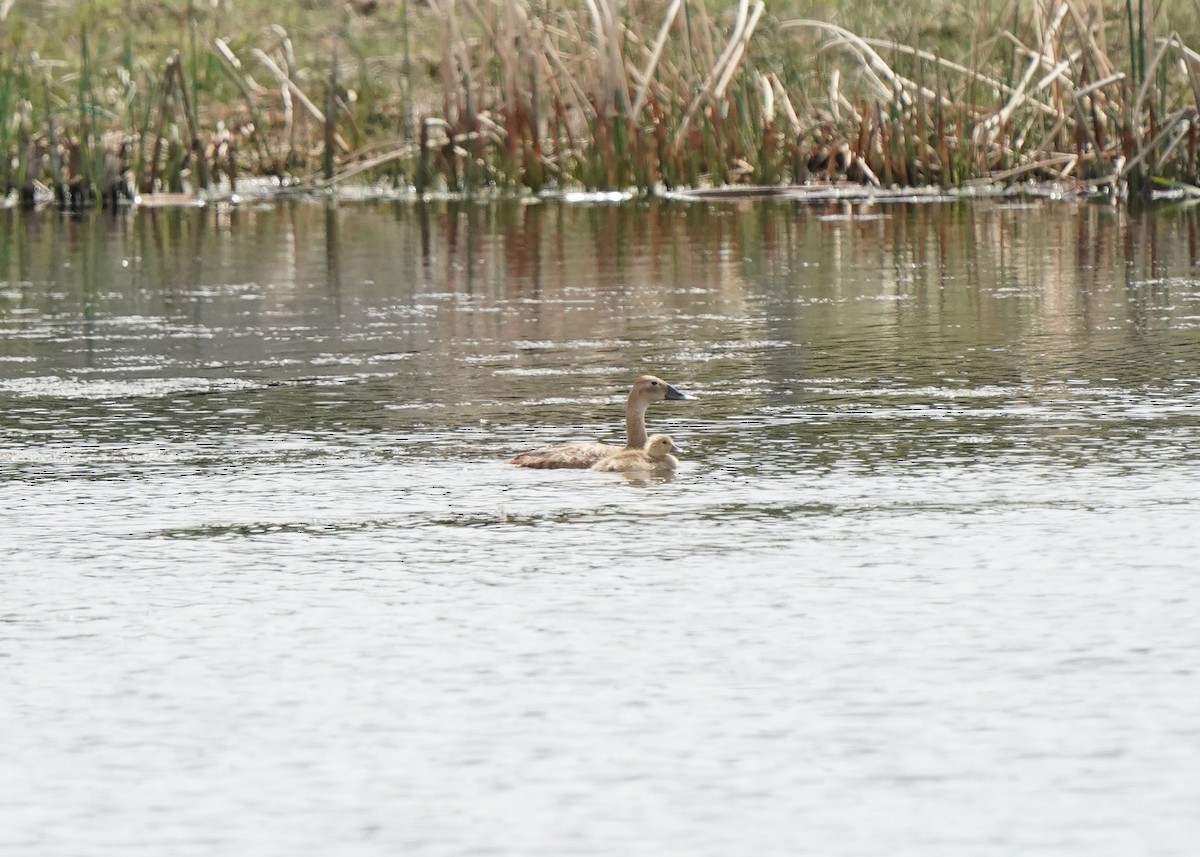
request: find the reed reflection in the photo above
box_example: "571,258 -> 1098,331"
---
1,198 -> 1199,387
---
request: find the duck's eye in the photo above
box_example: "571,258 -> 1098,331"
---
650,381 -> 659,386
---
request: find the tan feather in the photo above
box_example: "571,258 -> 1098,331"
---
509,442 -> 618,469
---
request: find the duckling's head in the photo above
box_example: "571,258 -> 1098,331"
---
632,374 -> 691,404
644,433 -> 680,459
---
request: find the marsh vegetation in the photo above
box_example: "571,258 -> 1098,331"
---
3,0 -> 1200,205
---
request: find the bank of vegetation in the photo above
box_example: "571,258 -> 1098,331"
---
2,0 -> 1199,206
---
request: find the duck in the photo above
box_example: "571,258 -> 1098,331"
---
509,374 -> 690,469
590,434 -> 680,473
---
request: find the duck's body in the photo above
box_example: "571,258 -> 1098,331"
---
591,434 -> 680,473
509,375 -> 689,469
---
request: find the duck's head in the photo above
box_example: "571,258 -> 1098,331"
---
631,374 -> 691,404
644,433 -> 680,459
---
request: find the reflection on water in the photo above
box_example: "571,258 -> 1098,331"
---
2,199 -> 1199,857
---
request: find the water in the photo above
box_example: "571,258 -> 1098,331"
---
2,198 -> 1198,856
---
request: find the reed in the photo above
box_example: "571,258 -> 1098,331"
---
4,0 -> 1200,206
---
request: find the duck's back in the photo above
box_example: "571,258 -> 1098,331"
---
510,441 -> 620,469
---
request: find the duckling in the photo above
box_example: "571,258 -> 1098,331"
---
509,374 -> 690,469
590,433 -> 680,473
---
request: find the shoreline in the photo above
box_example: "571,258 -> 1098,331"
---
0,178 -> 1162,212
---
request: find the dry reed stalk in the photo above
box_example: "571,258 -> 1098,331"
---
1121,106 -> 1195,176
170,52 -> 209,190
213,38 -> 268,96
323,43 -> 337,182
460,0 -> 497,44
538,39 -> 589,178
212,38 -> 276,168
144,53 -> 178,193
251,46 -> 349,152
712,2 -> 763,100
1120,28 -> 1188,184
541,19 -> 596,123
1132,30 -> 1175,121
1149,109 -> 1197,172
873,101 -> 891,183
1032,51 -> 1078,97
603,0 -> 632,117
780,20 -> 906,103
630,0 -> 681,117
1075,72 -> 1127,99
1026,110 -> 1068,154
501,0 -> 523,166
312,143 -> 418,188
675,0 -> 763,144
583,0 -> 631,117
555,1 -> 604,136
526,34 -> 545,190
976,1 -> 1070,146
973,152 -> 1078,182
1176,47 -> 1200,117
933,69 -> 953,183
1065,0 -> 1118,80
213,121 -> 236,191
758,70 -> 773,121
861,39 -> 1040,117
434,0 -> 458,126
1026,3 -> 1061,141
1069,81 -> 1110,169
915,60 -> 930,184
691,1 -> 717,76
546,4 -> 599,182
768,72 -> 802,138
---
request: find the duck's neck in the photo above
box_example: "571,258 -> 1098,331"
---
625,400 -> 648,449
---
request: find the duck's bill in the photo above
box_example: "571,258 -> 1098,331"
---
665,384 -> 693,400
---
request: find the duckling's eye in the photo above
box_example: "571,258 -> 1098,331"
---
650,381 -> 659,386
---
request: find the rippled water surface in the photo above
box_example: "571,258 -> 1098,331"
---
3,198 -> 1199,856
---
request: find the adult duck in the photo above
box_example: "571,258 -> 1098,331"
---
590,434 -> 680,473
509,374 -> 690,469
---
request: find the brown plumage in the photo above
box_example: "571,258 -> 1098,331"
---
509,374 -> 690,469
590,434 -> 680,473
